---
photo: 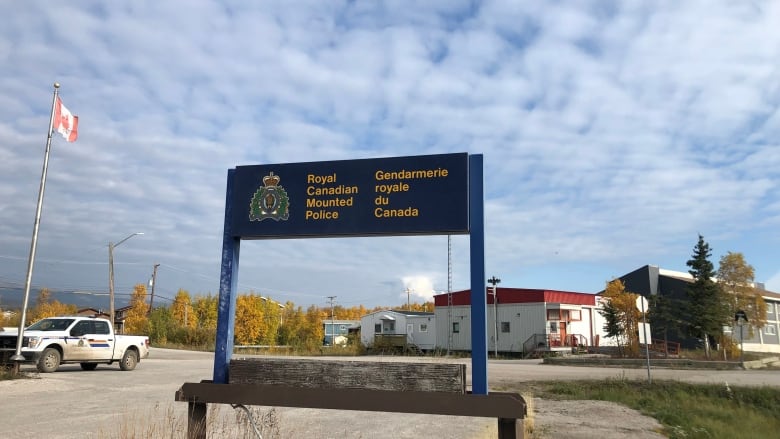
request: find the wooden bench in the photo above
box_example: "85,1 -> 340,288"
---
175,358 -> 527,438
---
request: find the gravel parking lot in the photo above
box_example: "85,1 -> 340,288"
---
2,349 -> 778,438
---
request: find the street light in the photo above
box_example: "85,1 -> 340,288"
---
109,232 -> 143,330
735,310 -> 748,368
487,276 -> 501,358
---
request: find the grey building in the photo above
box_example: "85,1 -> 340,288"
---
619,265 -> 780,354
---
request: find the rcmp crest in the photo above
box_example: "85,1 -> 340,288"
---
249,172 -> 290,221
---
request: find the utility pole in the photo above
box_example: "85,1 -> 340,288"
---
487,276 -> 501,358
327,296 -> 336,345
108,242 -> 115,327
148,263 -> 159,316
406,288 -> 411,311
108,232 -> 143,329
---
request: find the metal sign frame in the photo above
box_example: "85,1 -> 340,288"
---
212,153 -> 488,394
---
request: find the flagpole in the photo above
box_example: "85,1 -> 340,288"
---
11,83 -> 60,368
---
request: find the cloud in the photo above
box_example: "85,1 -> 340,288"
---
401,275 -> 437,303
1,1 -> 779,308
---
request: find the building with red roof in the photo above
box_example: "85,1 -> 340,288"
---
433,287 -> 621,356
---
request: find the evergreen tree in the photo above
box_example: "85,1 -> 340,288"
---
648,293 -> 682,357
685,234 -> 729,359
599,298 -> 623,355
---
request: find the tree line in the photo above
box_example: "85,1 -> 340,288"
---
599,234 -> 767,359
0,286 -> 433,351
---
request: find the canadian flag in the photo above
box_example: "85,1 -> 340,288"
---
53,96 -> 78,142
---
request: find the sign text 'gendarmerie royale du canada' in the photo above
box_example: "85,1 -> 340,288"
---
231,153 -> 469,238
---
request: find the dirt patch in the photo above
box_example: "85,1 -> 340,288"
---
528,398 -> 665,439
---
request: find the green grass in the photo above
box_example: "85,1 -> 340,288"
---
506,379 -> 780,439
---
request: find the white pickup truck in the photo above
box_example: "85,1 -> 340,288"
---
0,316 -> 149,373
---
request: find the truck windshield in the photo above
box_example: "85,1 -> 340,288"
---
26,318 -> 75,331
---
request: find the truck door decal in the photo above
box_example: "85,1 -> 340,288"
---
87,339 -> 110,348
68,320 -> 113,361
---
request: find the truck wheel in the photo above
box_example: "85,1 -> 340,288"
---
80,363 -> 98,371
37,348 -> 61,373
120,349 -> 138,371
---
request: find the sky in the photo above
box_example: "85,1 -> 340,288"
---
1,1 -> 779,311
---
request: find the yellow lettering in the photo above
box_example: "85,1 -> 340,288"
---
374,207 -> 419,218
307,173 -> 337,185
305,209 -> 340,220
375,168 -> 448,181
374,182 -> 409,194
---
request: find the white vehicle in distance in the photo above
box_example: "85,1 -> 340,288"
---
0,316 -> 150,373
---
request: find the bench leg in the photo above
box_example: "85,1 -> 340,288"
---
498,417 -> 523,439
187,401 -> 208,439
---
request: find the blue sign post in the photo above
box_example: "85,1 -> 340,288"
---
468,154 -> 488,394
213,169 -> 239,385
212,152 -> 488,394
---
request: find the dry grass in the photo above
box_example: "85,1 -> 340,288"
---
522,392 -> 536,438
95,402 -> 286,439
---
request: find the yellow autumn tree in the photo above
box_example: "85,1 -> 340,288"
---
124,284 -> 149,335
718,252 -> 767,337
234,293 -> 265,345
278,303 -> 305,346
260,297 -> 282,345
192,294 -> 218,330
0,306 -> 9,327
602,279 -> 641,357
29,288 -> 77,322
397,302 -> 435,312
303,305 -> 326,349
171,289 -> 195,329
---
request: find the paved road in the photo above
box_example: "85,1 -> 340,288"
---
1,349 -> 777,438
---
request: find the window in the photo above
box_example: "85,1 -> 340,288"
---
549,322 -> 558,333
452,322 -> 460,334
383,321 -> 395,332
374,324 -> 381,333
340,325 -> 346,331
94,320 -> 110,335
766,326 -> 777,336
548,309 -> 582,321
419,323 -> 428,332
71,321 -> 91,335
501,322 -> 510,333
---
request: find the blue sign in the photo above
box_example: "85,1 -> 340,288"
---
231,153 -> 469,238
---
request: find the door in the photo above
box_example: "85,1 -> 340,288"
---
406,323 -> 414,344
68,320 -> 113,361
88,320 -> 114,360
559,322 -> 568,346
